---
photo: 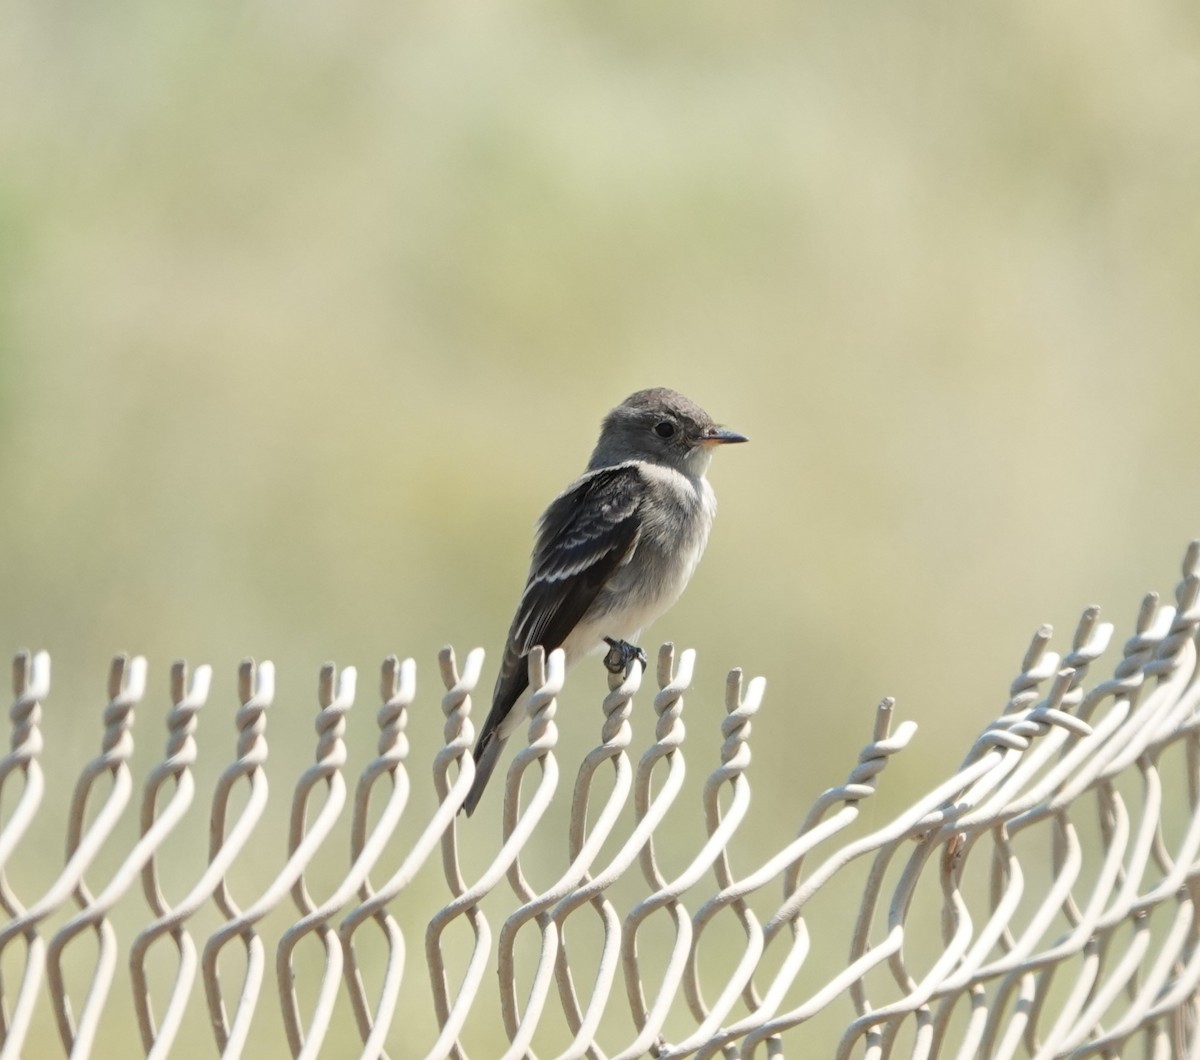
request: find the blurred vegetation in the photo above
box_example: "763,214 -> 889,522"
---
1,0 -> 1199,1054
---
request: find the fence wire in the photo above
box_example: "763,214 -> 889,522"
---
3,542 -> 1200,1058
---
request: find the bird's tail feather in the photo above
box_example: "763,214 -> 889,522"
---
461,732 -> 507,817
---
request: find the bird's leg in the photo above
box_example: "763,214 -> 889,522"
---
603,637 -> 649,675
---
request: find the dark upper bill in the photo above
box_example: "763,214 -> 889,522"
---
700,426 -> 748,445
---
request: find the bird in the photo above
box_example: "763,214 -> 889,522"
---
461,387 -> 747,816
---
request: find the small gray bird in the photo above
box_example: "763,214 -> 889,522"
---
462,387 -> 747,816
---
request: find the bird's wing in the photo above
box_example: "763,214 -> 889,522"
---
516,463 -> 645,651
463,465 -> 644,815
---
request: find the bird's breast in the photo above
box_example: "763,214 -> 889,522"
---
587,466 -> 715,635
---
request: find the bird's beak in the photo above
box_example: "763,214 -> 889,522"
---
700,426 -> 748,446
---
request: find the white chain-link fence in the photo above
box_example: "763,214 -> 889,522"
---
2,542 -> 1199,1058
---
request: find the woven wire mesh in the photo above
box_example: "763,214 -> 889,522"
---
2,542 -> 1200,1058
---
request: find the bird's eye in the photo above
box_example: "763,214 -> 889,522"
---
654,421 -> 676,438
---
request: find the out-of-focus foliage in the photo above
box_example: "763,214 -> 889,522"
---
1,2 -> 1198,1054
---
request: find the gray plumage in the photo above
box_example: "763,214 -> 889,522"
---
462,387 -> 747,816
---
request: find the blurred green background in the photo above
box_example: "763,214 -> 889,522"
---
2,1 -> 1199,1055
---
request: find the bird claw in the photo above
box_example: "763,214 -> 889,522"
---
603,637 -> 648,675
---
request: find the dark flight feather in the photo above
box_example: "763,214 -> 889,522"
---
462,464 -> 644,815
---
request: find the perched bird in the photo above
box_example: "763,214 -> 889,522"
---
462,387 -> 747,816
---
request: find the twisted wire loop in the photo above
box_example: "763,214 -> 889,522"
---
702,700 -> 918,1060
0,653 -> 146,1060
494,646 -> 623,1060
126,662 -> 212,1057
671,668 -> 766,1058
488,645 -> 647,1060
426,646 -> 564,1060
191,658 -> 276,1056
549,651 -> 643,1058
275,662 -> 359,1060
130,658 -> 273,1058
203,661 -> 355,1058
3,539 -> 1200,1058
334,654 -> 416,1058
339,649 -> 468,1059
614,644 -> 699,1060
49,660 -> 211,1058
0,651 -> 50,1051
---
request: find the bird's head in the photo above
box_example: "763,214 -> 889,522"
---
588,387 -> 747,476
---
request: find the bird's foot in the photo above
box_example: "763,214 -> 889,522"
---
603,637 -> 648,675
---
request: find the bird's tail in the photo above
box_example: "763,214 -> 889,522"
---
461,732 -> 507,816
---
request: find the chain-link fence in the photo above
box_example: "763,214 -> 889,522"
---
2,542 -> 1199,1058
